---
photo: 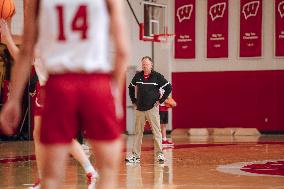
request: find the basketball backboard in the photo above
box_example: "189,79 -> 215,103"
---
139,1 -> 170,42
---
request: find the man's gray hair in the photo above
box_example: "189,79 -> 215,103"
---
141,56 -> 152,63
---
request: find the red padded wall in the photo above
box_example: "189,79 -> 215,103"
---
172,70 -> 284,132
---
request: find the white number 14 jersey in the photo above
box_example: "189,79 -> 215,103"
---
37,0 -> 111,74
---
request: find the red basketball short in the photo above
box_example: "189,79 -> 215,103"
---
40,73 -> 122,144
34,82 -> 45,116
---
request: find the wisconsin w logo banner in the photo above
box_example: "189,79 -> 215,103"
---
207,0 -> 228,58
240,0 -> 262,57
175,0 -> 195,59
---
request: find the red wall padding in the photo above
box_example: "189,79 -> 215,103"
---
172,70 -> 284,132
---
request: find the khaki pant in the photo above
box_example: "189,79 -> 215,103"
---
132,106 -> 163,157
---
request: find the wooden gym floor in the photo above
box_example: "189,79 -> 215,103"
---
0,134 -> 284,189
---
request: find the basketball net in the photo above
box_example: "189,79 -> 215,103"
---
154,33 -> 175,49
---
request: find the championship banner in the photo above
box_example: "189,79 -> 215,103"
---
207,0 -> 228,58
276,0 -> 284,56
175,0 -> 195,59
239,0 -> 262,57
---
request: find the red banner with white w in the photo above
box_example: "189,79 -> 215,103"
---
207,0 -> 228,58
175,0 -> 195,59
276,0 -> 284,56
239,0 -> 262,57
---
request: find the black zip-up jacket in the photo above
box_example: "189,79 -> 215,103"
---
129,70 -> 172,111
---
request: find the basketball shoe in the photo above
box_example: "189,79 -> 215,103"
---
125,153 -> 140,163
162,140 -> 174,146
87,171 -> 99,189
27,179 -> 40,189
156,152 -> 165,163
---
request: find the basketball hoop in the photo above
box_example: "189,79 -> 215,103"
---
153,33 -> 175,42
153,33 -> 175,49
140,23 -> 175,49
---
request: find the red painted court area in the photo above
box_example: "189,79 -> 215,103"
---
241,161 -> 284,176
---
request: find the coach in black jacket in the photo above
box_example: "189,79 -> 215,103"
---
126,56 -> 172,163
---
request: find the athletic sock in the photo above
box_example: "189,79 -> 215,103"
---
83,161 -> 95,173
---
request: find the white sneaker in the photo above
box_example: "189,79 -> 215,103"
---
156,153 -> 165,163
27,179 -> 41,189
125,153 -> 140,163
86,171 -> 98,189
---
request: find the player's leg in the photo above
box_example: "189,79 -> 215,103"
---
40,144 -> 70,189
160,122 -> 167,145
32,115 -> 43,179
161,123 -> 167,139
27,115 -> 43,189
69,139 -> 98,178
160,111 -> 174,146
160,111 -> 167,140
79,73 -> 124,188
89,139 -> 122,189
28,83 -> 44,189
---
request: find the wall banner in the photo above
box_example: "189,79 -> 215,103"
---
239,0 -> 262,57
175,0 -> 195,59
207,0 -> 228,58
276,0 -> 284,56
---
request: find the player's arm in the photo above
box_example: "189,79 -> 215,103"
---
9,0 -> 39,102
107,0 -> 130,96
0,0 -> 39,135
0,19 -> 19,59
